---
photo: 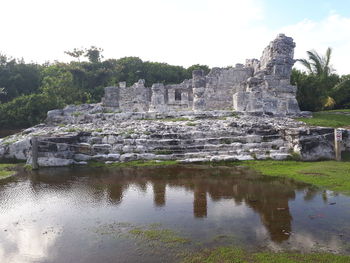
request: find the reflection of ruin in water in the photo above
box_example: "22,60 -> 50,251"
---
29,165 -> 316,243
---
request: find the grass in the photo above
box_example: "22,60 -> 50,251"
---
92,222 -> 189,248
88,160 -> 178,168
186,122 -> 197,126
242,160 -> 350,194
297,111 -> 350,128
129,227 -> 190,245
158,117 -> 190,122
182,246 -> 350,263
323,109 -> 350,113
0,163 -> 17,179
65,128 -> 80,132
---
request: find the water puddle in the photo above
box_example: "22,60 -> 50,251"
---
0,165 -> 349,262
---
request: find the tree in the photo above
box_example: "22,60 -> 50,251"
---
331,75 -> 350,109
296,47 -> 339,110
40,64 -> 85,105
84,46 -> 103,63
291,69 -> 339,111
298,47 -> 333,77
0,56 -> 41,103
186,64 -> 210,78
64,48 -> 84,62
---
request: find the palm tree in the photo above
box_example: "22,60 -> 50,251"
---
298,47 -> 333,77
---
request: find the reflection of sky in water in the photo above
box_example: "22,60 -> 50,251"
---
0,166 -> 350,262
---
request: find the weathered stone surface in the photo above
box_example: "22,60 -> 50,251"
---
149,83 -> 167,112
44,34 -> 301,122
38,157 -> 74,167
232,34 -> 300,116
102,86 -> 119,108
2,112 -> 348,167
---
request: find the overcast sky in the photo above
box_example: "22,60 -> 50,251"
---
1,0 -> 350,74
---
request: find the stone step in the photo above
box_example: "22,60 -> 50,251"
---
133,135 -> 283,146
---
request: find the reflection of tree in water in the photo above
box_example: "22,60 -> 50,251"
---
152,180 -> 166,207
27,165 -> 317,243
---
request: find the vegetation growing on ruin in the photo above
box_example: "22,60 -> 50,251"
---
182,246 -> 350,263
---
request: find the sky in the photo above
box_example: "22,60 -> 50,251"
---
1,0 -> 350,74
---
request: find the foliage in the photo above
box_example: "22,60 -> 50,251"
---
0,55 -> 41,103
291,69 -> 339,111
0,49 -> 212,128
331,75 -> 350,109
186,64 -> 210,76
40,64 -> 87,105
297,111 -> 350,128
298,47 -> 333,77
293,47 -> 344,111
0,93 -> 61,128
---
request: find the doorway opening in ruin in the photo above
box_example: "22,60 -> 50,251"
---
175,90 -> 181,101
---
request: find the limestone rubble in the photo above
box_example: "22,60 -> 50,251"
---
0,111 -> 347,167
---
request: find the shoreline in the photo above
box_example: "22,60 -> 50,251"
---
2,159 -> 349,195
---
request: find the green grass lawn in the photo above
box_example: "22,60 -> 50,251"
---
297,110 -> 350,128
182,247 -> 350,263
0,163 -> 17,179
242,160 -> 350,194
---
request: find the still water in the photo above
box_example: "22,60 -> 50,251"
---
0,165 -> 349,263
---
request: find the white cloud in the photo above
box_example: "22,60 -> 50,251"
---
1,0 -> 349,75
0,0 -> 269,66
281,13 -> 350,75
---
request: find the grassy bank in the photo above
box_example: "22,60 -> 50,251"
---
297,110 -> 350,128
242,160 -> 350,194
182,246 -> 350,263
0,163 -> 17,179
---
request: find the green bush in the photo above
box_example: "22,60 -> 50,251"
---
0,94 -> 62,128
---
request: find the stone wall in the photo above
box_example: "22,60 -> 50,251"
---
232,34 -> 300,115
100,34 -> 300,116
118,80 -> 151,112
2,114 -> 350,167
202,66 -> 253,110
165,79 -> 193,111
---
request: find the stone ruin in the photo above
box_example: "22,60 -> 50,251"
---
101,34 -> 300,116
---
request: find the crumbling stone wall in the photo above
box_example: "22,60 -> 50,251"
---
166,79 -> 193,111
200,66 -> 253,110
102,34 -> 300,116
102,81 -> 149,111
232,34 -> 300,115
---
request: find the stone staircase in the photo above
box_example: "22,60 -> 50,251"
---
32,117 -> 294,166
